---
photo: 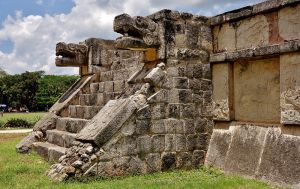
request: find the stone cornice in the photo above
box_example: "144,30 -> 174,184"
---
210,0 -> 300,26
210,40 -> 300,63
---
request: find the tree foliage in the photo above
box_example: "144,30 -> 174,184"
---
0,71 -> 78,111
35,75 -> 79,111
0,68 -> 7,77
0,71 -> 43,110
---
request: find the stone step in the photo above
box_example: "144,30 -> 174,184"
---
90,82 -> 105,94
68,105 -> 101,119
90,80 -> 126,94
33,142 -> 66,162
56,117 -> 89,133
77,98 -> 137,146
46,130 -> 77,148
79,93 -> 105,106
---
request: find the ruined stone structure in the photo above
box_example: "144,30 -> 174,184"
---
17,0 -> 300,187
206,0 -> 300,187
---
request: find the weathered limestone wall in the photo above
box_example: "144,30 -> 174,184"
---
207,0 -> 300,187
82,38 -> 145,104
280,52 -> 300,124
17,0 -> 300,187
206,124 -> 300,185
233,58 -> 280,123
46,10 -> 214,181
212,2 -> 300,53
80,11 -> 214,177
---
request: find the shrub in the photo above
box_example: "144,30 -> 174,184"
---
4,118 -> 32,128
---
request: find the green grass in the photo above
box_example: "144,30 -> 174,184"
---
0,134 -> 285,189
0,112 -> 46,128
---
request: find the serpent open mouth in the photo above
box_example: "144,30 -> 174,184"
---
113,13 -> 160,49
55,42 -> 88,67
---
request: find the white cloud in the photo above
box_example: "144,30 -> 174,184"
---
0,0 -> 264,75
0,0 -> 119,75
36,0 -> 43,5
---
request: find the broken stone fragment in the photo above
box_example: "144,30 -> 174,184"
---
34,131 -> 44,139
15,131 -> 44,153
147,89 -> 168,103
58,155 -> 66,163
135,83 -> 151,96
90,154 -> 97,161
76,98 -> 140,146
16,113 -> 58,153
144,67 -> 166,87
85,146 -> 94,154
64,166 -> 76,174
157,62 -> 166,70
33,112 -> 58,133
81,154 -> 90,163
47,163 -> 69,182
72,160 -> 83,168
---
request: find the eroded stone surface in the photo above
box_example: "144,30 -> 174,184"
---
234,58 -> 280,123
280,53 -> 300,125
256,128 -> 300,185
212,63 -> 232,121
213,23 -> 236,52
206,124 -> 300,186
236,15 -> 269,50
205,129 -> 232,169
224,125 -> 267,176
17,2 -> 300,187
278,4 -> 300,41
76,96 -> 143,146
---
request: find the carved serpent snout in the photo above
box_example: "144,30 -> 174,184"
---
113,14 -> 160,47
55,42 -> 88,67
56,42 -> 87,57
113,14 -> 135,36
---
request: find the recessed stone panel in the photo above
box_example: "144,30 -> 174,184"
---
212,63 -> 233,121
236,15 -> 269,50
280,52 -> 300,124
278,4 -> 300,41
213,23 -> 236,52
234,58 -> 280,123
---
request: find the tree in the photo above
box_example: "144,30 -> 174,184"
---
0,71 -> 44,110
0,71 -> 78,112
34,75 -> 79,111
0,68 -> 7,78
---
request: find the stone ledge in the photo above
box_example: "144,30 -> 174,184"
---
147,9 -> 209,22
205,124 -> 300,186
210,0 -> 300,26
210,40 -> 300,63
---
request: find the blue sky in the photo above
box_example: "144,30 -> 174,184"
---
0,0 -> 265,75
0,0 -> 74,53
0,0 -> 74,22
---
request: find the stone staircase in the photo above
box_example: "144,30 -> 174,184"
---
32,80 -> 104,162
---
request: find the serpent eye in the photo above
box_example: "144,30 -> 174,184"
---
148,23 -> 156,32
68,44 -> 76,51
136,16 -> 146,27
